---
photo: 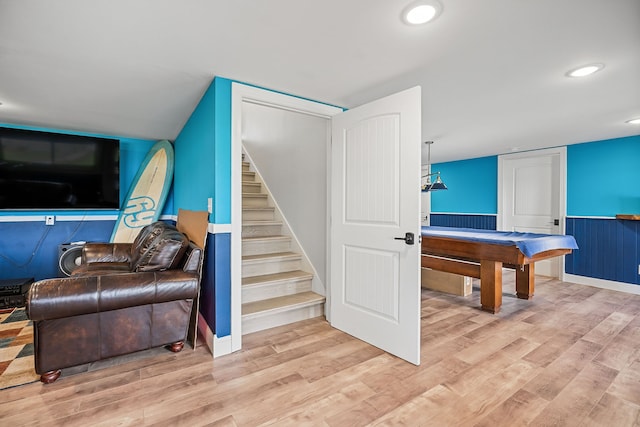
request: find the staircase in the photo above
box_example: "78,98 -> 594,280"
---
241,160 -> 325,334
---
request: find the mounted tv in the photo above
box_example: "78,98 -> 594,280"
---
0,127 -> 120,210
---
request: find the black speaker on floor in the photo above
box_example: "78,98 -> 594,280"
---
58,242 -> 85,276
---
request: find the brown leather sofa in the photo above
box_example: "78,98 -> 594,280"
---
26,221 -> 202,384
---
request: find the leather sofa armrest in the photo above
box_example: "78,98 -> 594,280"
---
82,243 -> 132,264
26,271 -> 199,321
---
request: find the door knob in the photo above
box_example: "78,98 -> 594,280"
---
394,232 -> 415,245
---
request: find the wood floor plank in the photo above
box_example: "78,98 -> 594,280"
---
583,392 -> 640,427
593,334 -> 640,371
521,329 -> 583,367
528,361 -> 619,427
581,311 -> 635,345
368,384 -> 465,426
606,359 -> 640,406
474,389 -> 550,427
521,338 -> 603,401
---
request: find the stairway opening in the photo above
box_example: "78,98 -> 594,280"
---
241,158 -> 325,334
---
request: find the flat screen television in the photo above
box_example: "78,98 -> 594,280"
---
0,127 -> 120,210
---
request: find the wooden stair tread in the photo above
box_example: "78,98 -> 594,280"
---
242,251 -> 299,262
242,270 -> 313,286
243,220 -> 282,226
242,291 -> 325,316
242,193 -> 267,198
242,235 -> 289,242
242,207 -> 274,211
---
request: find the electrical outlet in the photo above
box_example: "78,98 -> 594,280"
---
638,264 -> 640,275
207,197 -> 213,214
45,215 -> 55,226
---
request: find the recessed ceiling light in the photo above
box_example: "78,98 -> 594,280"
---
402,1 -> 443,25
626,118 -> 640,125
565,63 -> 605,78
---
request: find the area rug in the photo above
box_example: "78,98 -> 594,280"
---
0,307 -> 39,390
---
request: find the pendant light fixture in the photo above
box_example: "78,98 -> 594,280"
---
421,141 -> 447,192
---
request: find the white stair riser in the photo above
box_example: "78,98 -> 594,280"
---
243,195 -> 269,208
242,303 -> 324,334
242,258 -> 301,278
242,224 -> 281,238
242,237 -> 291,256
242,183 -> 262,193
242,209 -> 275,221
242,279 -> 313,303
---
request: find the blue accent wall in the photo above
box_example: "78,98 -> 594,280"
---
174,80 -> 216,215
173,77 -> 232,223
173,77 -> 233,337
200,233 -> 216,332
213,233 -> 231,336
567,135 -> 640,217
430,156 -> 497,214
213,79 -> 232,224
564,135 -> 640,286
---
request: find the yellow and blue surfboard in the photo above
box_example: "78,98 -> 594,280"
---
110,139 -> 174,243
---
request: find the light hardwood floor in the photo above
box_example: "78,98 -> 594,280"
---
1,274 -> 639,426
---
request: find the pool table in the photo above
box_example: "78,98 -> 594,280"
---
421,226 -> 578,314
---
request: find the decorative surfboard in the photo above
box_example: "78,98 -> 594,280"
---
110,139 -> 174,243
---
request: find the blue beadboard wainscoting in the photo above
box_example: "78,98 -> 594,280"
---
566,217 -> 640,286
429,214 -> 497,230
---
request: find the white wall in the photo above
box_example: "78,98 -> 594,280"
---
242,102 -> 330,286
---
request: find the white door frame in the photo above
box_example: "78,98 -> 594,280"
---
227,83 -> 341,356
497,146 -> 568,279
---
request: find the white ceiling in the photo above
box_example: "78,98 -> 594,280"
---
1,0 -> 638,164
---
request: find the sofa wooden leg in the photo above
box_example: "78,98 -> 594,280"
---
168,341 -> 184,353
40,370 -> 61,384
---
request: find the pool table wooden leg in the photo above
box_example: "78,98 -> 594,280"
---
480,260 -> 502,313
516,264 -> 535,299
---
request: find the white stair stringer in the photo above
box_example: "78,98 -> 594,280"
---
241,158 -> 325,335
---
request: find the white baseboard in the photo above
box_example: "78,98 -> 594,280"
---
213,334 -> 233,358
197,312 -> 236,358
564,273 -> 640,295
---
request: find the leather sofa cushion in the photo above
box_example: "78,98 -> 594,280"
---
130,222 -> 189,272
81,243 -> 132,265
72,262 -> 131,277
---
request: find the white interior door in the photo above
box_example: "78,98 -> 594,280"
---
330,87 -> 421,365
499,148 -> 565,277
